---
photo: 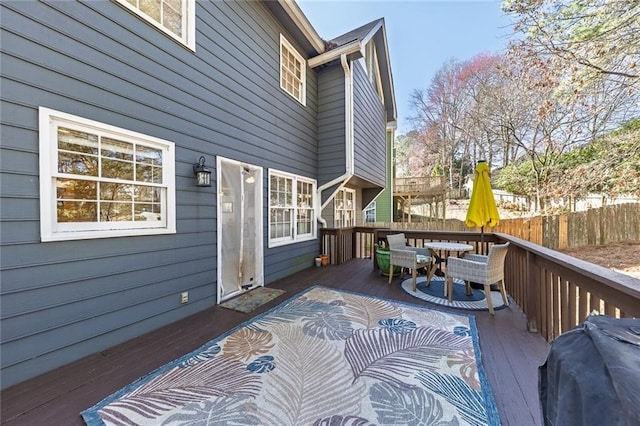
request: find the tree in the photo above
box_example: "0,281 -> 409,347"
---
406,32 -> 637,211
408,56 -> 512,191
495,160 -> 537,198
409,60 -> 468,187
501,0 -> 640,209
556,119 -> 640,199
503,0 -> 640,96
394,130 -> 439,177
493,45 -> 639,211
474,55 -> 532,168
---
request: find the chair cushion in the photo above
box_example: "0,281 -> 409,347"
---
416,254 -> 429,263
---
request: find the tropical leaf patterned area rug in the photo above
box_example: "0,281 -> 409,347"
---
81,286 -> 500,426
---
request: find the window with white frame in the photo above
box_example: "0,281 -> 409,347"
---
280,34 -> 306,105
269,170 -> 316,246
335,188 -> 356,227
39,107 -> 176,241
364,201 -> 376,223
114,0 -> 195,50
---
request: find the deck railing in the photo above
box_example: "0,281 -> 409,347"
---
319,227 -> 377,265
319,227 -> 640,342
394,176 -> 447,195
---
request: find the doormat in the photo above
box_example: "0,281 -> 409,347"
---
81,286 -> 499,425
219,287 -> 286,313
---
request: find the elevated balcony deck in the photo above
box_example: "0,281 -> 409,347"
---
394,176 -> 449,221
394,176 -> 447,196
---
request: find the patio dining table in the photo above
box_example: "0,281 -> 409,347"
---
423,242 -> 474,288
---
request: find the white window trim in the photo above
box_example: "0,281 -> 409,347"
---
279,34 -> 307,106
364,200 -> 376,223
268,169 -> 316,248
113,0 -> 196,51
335,187 -> 356,228
39,107 -> 176,242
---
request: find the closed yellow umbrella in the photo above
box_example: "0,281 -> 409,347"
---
466,161 -> 499,250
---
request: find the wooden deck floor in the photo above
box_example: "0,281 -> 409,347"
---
1,259 -> 550,425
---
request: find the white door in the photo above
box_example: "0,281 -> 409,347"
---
217,157 -> 263,303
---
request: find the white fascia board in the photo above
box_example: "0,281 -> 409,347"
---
378,21 -> 397,121
308,40 -> 361,68
278,0 -> 325,54
360,19 -> 384,47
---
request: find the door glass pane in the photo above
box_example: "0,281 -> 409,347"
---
241,167 -> 257,286
220,161 -> 242,296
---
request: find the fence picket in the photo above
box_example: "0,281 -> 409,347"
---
371,202 -> 639,249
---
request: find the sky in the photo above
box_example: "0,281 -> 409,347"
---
297,1 -> 514,134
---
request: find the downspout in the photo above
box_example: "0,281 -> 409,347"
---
316,53 -> 354,227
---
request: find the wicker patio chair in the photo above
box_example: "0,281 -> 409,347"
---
445,242 -> 510,314
387,233 -> 432,292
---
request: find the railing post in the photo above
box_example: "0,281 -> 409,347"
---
373,229 -> 383,271
526,251 -> 538,333
352,228 -> 358,261
336,228 -> 343,265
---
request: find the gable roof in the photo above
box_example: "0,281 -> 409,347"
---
329,19 -> 383,48
309,18 -> 396,123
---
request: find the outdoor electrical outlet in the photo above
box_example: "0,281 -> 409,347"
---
180,292 -> 189,304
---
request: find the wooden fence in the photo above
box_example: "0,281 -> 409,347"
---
369,202 -> 640,250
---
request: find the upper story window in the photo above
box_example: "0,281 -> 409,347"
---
39,107 -> 176,241
114,0 -> 196,50
335,188 -> 356,227
280,34 -> 306,105
269,169 -> 316,247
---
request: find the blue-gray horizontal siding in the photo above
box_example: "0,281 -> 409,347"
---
263,238 -> 319,283
317,65 -> 346,187
322,198 -> 337,228
352,63 -> 386,187
0,0 -> 318,389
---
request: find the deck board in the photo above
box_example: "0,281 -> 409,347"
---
1,259 -> 549,425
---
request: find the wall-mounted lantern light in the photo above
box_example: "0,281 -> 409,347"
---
193,156 -> 211,187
